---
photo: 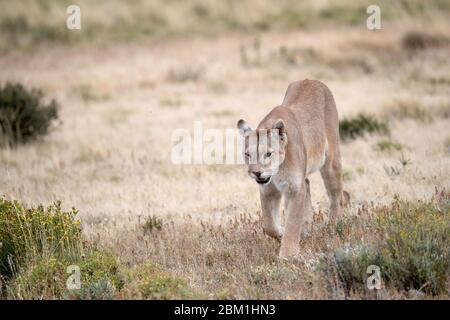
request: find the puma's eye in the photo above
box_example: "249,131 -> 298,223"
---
265,152 -> 272,158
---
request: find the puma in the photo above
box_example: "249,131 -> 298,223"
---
237,79 -> 349,259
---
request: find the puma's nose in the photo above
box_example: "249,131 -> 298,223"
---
253,171 -> 262,178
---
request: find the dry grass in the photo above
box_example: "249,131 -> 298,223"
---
1,1 -> 450,299
2,0 -> 449,53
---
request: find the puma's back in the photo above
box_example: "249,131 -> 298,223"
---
280,79 -> 340,174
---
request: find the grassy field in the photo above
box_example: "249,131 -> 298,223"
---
0,0 -> 450,299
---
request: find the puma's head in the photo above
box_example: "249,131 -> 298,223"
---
237,118 -> 288,185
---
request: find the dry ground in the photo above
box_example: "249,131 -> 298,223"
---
1,9 -> 449,298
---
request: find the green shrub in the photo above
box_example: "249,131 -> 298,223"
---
0,199 -> 81,278
66,250 -> 123,300
321,191 -> 450,296
7,250 -> 123,299
0,198 -> 126,299
7,256 -> 68,299
0,82 -> 58,147
71,279 -> 116,300
374,193 -> 450,295
320,245 -> 382,294
339,113 -> 389,141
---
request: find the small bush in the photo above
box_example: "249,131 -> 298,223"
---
0,82 -> 58,147
374,193 -> 450,295
7,256 -> 68,299
66,250 -> 123,300
0,198 -> 127,299
320,245 -> 382,294
321,191 -> 450,296
339,113 -> 389,141
7,250 -> 123,299
0,199 -> 81,278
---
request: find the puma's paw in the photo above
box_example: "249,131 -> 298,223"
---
263,226 -> 284,241
278,245 -> 299,260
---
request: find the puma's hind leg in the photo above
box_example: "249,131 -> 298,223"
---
302,178 -> 314,235
320,155 -> 343,221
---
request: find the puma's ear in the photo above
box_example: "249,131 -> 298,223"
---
237,119 -> 251,135
272,119 -> 287,145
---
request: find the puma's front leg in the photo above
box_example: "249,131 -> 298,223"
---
279,184 -> 306,259
260,184 -> 284,240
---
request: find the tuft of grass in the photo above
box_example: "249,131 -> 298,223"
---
166,66 -> 204,83
0,82 -> 59,147
339,113 -> 389,142
240,38 -> 262,67
124,262 -> 201,299
73,85 -> 110,103
208,81 -> 228,94
142,215 -> 163,233
342,170 -> 354,181
383,153 -> 412,177
435,103 -> 450,119
402,31 -> 449,51
159,97 -> 183,108
374,139 -> 403,152
248,264 -> 300,287
318,4 -> 366,26
385,100 -> 433,122
445,137 -> 450,153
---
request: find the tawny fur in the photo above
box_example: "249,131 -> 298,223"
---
238,79 -> 349,259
